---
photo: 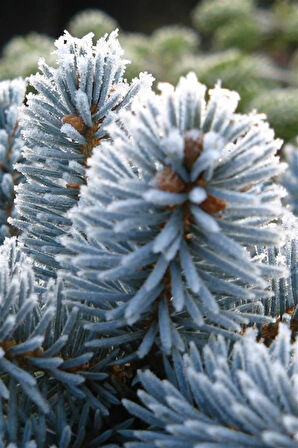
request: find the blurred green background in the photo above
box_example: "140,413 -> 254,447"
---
0,0 -> 297,142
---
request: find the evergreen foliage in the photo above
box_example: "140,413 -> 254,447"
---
213,17 -> 264,52
61,73 -> 285,356
124,323 -> 298,448
119,26 -> 200,84
282,145 -> 298,215
0,237 -> 126,447
193,0 -> 298,53
192,0 -> 254,35
68,9 -> 118,42
249,89 -> 298,142
1,2 -> 297,144
272,0 -> 298,50
0,78 -> 26,243
118,33 -> 151,83
0,13 -> 297,448
255,215 -> 298,337
174,50 -> 279,108
10,31 -> 152,279
0,33 -> 55,80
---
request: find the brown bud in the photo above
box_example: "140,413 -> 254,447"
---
261,321 -> 279,340
196,178 -> 206,188
240,184 -> 252,192
200,194 -> 226,214
154,167 -> 186,193
184,132 -> 204,170
82,123 -> 102,158
62,114 -> 87,135
76,73 -> 80,88
0,339 -> 17,351
66,183 -> 81,190
90,103 -> 98,114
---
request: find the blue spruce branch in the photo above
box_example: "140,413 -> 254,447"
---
254,214 -> 298,340
0,78 -> 26,244
10,30 -> 152,279
123,323 -> 298,447
0,25 -> 295,448
262,223 -> 297,317
282,144 -> 298,216
61,73 -> 286,356
0,237 -> 129,447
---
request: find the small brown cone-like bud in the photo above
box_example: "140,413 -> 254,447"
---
184,132 -> 204,170
90,103 -> 98,114
155,167 -> 186,193
240,184 -> 252,192
200,194 -> 226,214
82,119 -> 103,158
196,178 -> 206,187
0,339 -> 17,352
62,114 -> 87,135
261,321 -> 279,341
66,183 -> 81,190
